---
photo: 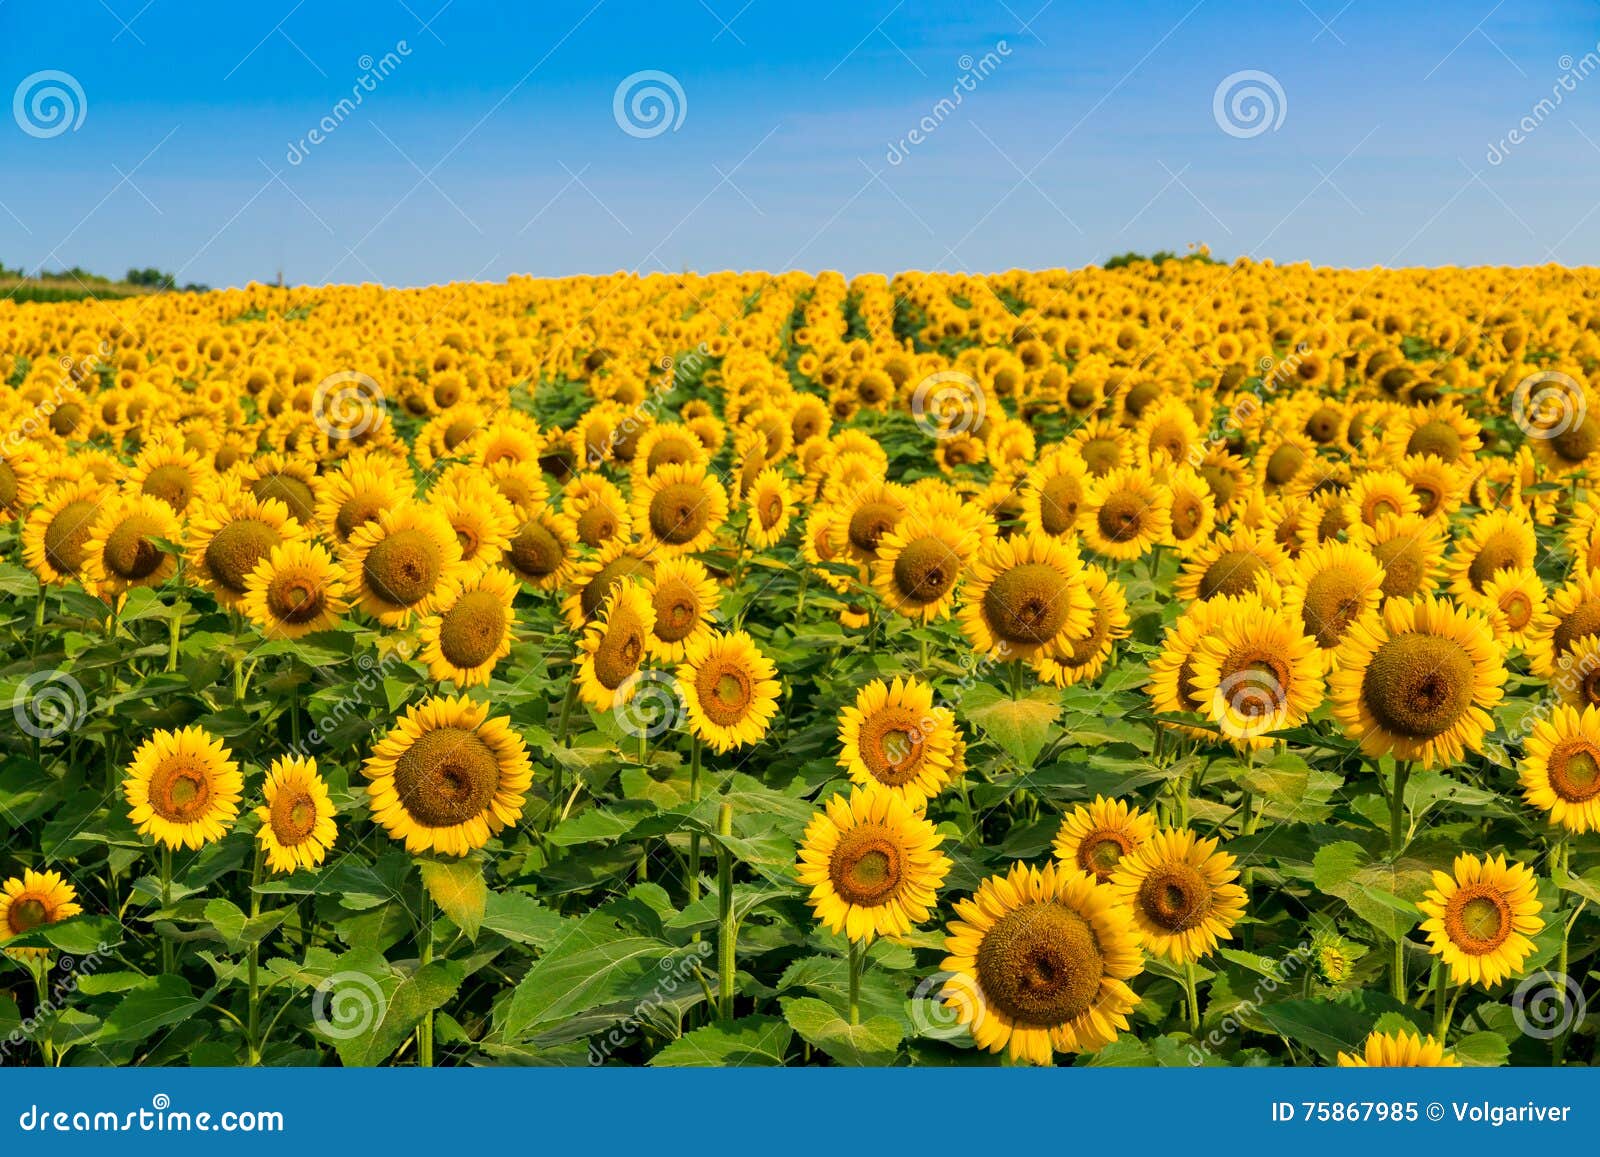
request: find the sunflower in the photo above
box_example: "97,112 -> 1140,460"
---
185,486 -> 305,607
254,755 -> 338,874
1052,796 -> 1156,883
837,677 -> 961,809
1077,466 -> 1171,561
428,475 -> 518,575
1189,599 -> 1325,748
1019,452 -> 1089,541
20,476 -> 106,586
745,467 -> 796,548
677,630 -> 781,752
795,786 -> 951,943
1387,400 -> 1482,465
503,510 -> 578,592
0,869 -> 82,958
631,462 -> 729,556
1173,526 -> 1290,603
1447,510 -> 1537,605
1343,468 -> 1420,531
1481,566 -> 1546,651
1329,596 -> 1506,767
240,452 -> 320,527
1034,563 -> 1129,687
939,861 -> 1143,1065
1336,1030 -> 1459,1068
1397,453 -> 1466,523
1147,596 -> 1249,738
240,540 -> 347,638
958,533 -> 1095,662
362,695 -> 534,857
341,502 -> 464,626
418,566 -> 519,687
800,503 -> 853,593
130,440 -> 208,514
558,472 -> 632,549
1520,704 -> 1600,834
1109,828 -> 1247,964
575,578 -> 656,711
643,555 -> 720,663
123,725 -> 244,850
632,423 -> 709,483
1163,467 -> 1218,557
560,539 -> 656,629
1527,569 -> 1600,678
1281,540 -> 1383,670
81,492 -> 184,598
870,513 -> 973,623
1417,853 -> 1543,987
312,464 -> 410,546
1348,512 -> 1446,601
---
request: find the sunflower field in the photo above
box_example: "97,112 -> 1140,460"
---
1,258 -> 1598,1069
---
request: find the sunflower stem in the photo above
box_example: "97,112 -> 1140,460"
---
418,887 -> 435,1067
1431,960 -> 1451,1040
1007,661 -> 1024,701
159,845 -> 174,976
166,603 -> 182,673
716,801 -> 735,1021
1389,761 -> 1411,1000
688,738 -> 703,938
33,960 -> 54,1067
246,846 -> 263,1065
1183,962 -> 1201,1034
847,939 -> 864,1026
1554,843 -> 1573,1064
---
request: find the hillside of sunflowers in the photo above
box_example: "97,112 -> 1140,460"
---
0,257 -> 1597,1069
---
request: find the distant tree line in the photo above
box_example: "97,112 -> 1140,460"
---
0,259 -> 207,292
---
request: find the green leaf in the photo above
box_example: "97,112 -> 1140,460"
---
1452,1030 -> 1511,1067
961,684 -> 1061,766
649,1016 -> 793,1066
0,914 -> 122,955
204,898 -> 248,951
781,996 -> 903,1066
335,960 -> 465,1068
503,925 -> 678,1041
419,858 -> 488,941
1242,991 -> 1422,1063
480,891 -> 568,949
100,975 -> 205,1045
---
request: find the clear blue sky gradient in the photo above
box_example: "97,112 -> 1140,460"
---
2,0 -> 1598,287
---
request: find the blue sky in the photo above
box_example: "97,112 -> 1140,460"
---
2,0 -> 1598,287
